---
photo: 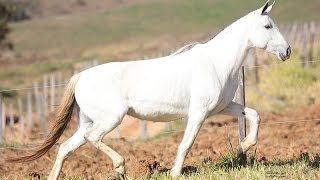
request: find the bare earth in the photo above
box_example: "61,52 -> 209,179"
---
1,104 -> 320,179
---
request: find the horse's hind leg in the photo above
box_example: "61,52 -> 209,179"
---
84,112 -> 125,177
220,101 -> 261,153
48,111 -> 92,180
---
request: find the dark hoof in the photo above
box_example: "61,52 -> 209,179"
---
116,172 -> 126,180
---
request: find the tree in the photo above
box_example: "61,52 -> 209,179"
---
0,0 -> 13,50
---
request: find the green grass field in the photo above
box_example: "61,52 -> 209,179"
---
9,0 -> 320,54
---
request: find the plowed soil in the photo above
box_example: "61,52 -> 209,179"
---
1,104 -> 320,179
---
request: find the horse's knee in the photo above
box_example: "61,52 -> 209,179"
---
245,108 -> 260,123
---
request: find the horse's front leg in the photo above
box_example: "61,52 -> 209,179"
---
220,101 -> 261,153
171,108 -> 208,177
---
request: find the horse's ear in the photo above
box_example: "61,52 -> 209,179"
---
260,0 -> 269,15
265,1 -> 275,14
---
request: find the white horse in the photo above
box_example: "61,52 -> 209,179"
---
9,1 -> 291,179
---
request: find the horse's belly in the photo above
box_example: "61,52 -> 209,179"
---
127,102 -> 188,122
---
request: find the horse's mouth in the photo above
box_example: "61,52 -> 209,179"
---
278,53 -> 290,61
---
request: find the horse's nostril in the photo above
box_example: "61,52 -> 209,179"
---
286,47 -> 291,57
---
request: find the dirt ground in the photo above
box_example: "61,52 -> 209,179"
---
1,104 -> 320,179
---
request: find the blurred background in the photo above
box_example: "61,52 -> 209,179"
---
0,0 -> 320,178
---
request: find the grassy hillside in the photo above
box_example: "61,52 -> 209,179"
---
9,0 -> 320,55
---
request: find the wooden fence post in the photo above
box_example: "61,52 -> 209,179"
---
27,90 -> 32,129
34,81 -> 41,124
0,95 -> 4,143
236,66 -> 246,162
315,23 -> 320,60
18,98 -> 24,141
1,102 -> 6,142
39,94 -> 48,138
290,23 -> 298,46
300,23 -> 309,68
92,59 -> 99,67
140,120 -> 148,140
9,104 -> 16,141
43,75 -> 48,114
165,122 -> 172,131
50,75 -> 55,112
308,21 -> 316,66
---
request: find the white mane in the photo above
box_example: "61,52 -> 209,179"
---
170,42 -> 201,56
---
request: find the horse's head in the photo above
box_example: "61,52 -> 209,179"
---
247,1 -> 291,61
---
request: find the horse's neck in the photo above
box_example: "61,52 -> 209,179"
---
204,16 -> 251,79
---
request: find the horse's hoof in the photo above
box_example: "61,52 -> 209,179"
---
170,170 -> 181,178
116,172 -> 126,180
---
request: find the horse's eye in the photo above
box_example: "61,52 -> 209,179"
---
265,24 -> 272,29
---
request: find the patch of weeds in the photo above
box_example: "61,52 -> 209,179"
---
216,138 -> 243,169
43,64 -> 59,72
151,119 -> 186,140
216,138 -> 260,170
0,88 -> 18,98
151,129 -> 175,140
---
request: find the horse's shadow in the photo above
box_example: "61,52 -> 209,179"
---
155,165 -> 199,177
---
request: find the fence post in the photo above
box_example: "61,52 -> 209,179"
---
308,21 -> 316,67
50,75 -> 55,112
9,104 -> 16,142
289,23 -> 298,47
140,120 -> 148,140
34,81 -> 41,125
315,23 -> 320,60
300,23 -> 309,68
92,59 -> 99,67
39,94 -> 48,138
165,122 -> 172,131
27,90 -> 32,129
43,75 -> 48,114
0,95 -> 4,143
253,50 -> 259,84
236,66 -> 246,162
18,98 -> 24,141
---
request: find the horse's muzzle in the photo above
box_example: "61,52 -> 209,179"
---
280,46 -> 291,61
